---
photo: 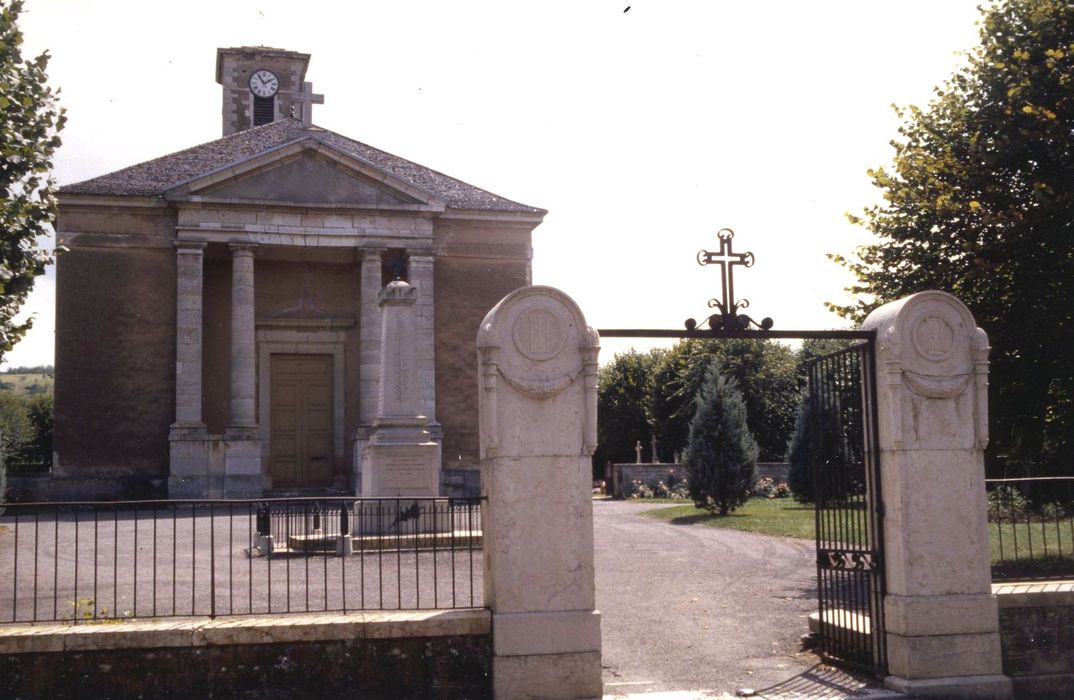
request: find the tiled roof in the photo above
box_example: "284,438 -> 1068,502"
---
60,118 -> 545,214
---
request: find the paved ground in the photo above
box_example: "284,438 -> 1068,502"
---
594,499 -> 893,699
1,498 -> 899,697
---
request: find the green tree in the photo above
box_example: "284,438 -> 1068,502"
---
785,390 -> 815,503
21,391 -> 50,466
594,348 -> 664,477
833,0 -> 1074,474
649,339 -> 797,462
684,359 -> 758,516
0,0 -> 64,361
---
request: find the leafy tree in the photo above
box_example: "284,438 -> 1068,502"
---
594,348 -> 665,477
0,1 -> 64,361
649,339 -> 798,462
21,391 -> 50,466
684,359 -> 757,515
832,0 -> 1074,474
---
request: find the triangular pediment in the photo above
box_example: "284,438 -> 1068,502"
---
169,138 -> 444,209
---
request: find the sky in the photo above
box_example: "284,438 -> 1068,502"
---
8,0 -> 984,368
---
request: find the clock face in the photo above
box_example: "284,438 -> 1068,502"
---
249,69 -> 279,98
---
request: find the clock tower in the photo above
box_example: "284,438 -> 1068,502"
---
215,46 -> 324,136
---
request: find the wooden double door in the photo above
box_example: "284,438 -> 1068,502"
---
269,354 -> 334,488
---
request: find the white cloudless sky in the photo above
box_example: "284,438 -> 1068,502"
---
7,0 -> 984,368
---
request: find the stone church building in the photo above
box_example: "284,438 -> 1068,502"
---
53,47 -> 544,498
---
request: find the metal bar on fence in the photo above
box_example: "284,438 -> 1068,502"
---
987,477 -> 1074,581
0,496 -> 484,625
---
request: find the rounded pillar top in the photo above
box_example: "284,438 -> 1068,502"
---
861,290 -> 988,375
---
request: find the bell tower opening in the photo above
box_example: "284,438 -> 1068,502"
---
215,46 -> 324,136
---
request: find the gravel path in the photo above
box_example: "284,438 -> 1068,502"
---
594,499 -> 826,696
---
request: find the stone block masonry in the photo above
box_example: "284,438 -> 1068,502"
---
0,611 -> 491,699
995,581 -> 1074,700
863,291 -> 1011,699
478,286 -> 602,699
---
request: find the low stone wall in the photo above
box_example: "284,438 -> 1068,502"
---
755,462 -> 790,483
610,462 -> 790,498
610,463 -> 685,498
995,582 -> 1074,699
441,468 -> 480,498
0,609 -> 490,699
5,473 -> 167,502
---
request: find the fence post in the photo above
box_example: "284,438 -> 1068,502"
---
337,503 -> 353,556
862,291 -> 1011,699
477,286 -> 602,700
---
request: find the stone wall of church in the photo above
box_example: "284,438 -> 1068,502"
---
433,219 -> 533,475
53,211 -> 177,497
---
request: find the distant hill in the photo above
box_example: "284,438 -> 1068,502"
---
0,367 -> 54,396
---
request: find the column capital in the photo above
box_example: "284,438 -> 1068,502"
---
174,240 -> 207,253
229,243 -> 258,256
407,253 -> 436,265
360,247 -> 385,262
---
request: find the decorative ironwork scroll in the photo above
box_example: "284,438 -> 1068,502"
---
818,548 -> 880,572
685,228 -> 773,332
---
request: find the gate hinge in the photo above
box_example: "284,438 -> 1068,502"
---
875,501 -> 885,518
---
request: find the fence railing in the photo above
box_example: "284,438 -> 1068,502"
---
987,477 -> 1074,581
0,497 -> 484,624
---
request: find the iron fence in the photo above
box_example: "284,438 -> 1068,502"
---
987,477 -> 1074,581
0,497 -> 483,624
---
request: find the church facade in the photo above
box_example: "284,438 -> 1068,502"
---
52,47 -> 545,498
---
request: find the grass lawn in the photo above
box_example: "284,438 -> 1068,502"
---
638,497 -> 1074,578
640,497 -> 816,540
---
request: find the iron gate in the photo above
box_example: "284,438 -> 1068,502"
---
806,342 -> 886,675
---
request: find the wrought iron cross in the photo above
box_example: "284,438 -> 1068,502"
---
697,228 -> 754,317
686,228 -> 773,331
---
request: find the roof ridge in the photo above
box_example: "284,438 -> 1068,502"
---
58,118 -> 545,214
309,126 -> 545,213
59,119 -> 306,193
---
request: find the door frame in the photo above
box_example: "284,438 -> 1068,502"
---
256,323 -> 348,486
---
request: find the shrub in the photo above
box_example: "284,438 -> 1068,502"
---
752,476 -> 792,499
684,360 -> 758,515
623,474 -> 690,500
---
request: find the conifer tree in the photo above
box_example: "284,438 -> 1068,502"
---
785,390 -> 815,504
683,360 -> 757,516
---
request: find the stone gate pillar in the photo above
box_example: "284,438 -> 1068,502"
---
477,286 -> 602,700
862,291 -> 1011,699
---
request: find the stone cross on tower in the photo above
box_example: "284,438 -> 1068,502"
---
292,81 -> 324,126
697,227 -> 754,317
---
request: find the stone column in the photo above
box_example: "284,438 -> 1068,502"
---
353,248 -> 383,494
228,244 -> 258,433
407,253 -> 438,436
224,243 -> 261,497
861,291 -> 1011,699
173,241 -> 206,429
169,241 -> 210,498
358,249 -> 384,426
477,286 -> 602,700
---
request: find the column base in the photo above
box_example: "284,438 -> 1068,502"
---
223,438 -> 262,498
885,674 -> 1012,699
491,611 -> 602,700
169,427 -> 218,498
493,652 -> 602,700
